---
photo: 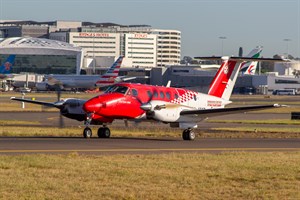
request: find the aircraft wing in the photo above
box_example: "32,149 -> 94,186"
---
180,104 -> 282,118
117,76 -> 136,82
10,97 -> 57,108
195,56 -> 289,62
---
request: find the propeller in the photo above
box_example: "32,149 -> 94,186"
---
135,92 -> 156,119
54,84 -> 65,128
124,119 -> 129,127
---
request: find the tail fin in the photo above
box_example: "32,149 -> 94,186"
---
0,55 -> 16,78
95,56 -> 124,86
102,56 -> 123,78
243,61 -> 258,75
199,55 -> 287,101
240,46 -> 263,75
207,57 -> 241,100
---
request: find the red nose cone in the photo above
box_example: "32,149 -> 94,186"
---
83,98 -> 103,113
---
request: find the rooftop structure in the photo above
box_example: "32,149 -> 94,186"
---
0,37 -> 84,74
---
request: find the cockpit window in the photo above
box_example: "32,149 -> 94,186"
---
105,86 -> 128,94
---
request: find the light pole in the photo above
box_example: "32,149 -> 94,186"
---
219,36 -> 227,55
283,38 -> 291,59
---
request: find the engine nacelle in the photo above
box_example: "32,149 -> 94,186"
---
60,99 -> 86,121
151,108 -> 181,122
146,100 -> 181,122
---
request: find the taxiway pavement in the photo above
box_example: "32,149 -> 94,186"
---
0,137 -> 299,155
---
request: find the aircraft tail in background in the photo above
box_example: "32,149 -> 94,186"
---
95,56 -> 124,86
240,46 -> 263,75
0,55 -> 16,79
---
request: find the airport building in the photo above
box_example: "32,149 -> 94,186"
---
0,37 -> 83,75
0,20 -> 181,69
49,25 -> 181,68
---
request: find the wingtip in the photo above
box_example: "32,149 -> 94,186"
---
273,104 -> 289,107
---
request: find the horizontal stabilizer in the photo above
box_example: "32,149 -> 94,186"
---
194,56 -> 289,62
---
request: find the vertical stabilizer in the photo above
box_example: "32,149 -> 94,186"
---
240,46 -> 263,75
208,57 -> 241,101
102,56 -> 123,78
95,56 -> 124,85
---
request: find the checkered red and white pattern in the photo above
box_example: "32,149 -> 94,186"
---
171,91 -> 198,104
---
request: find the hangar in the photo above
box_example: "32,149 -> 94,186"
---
0,37 -> 84,75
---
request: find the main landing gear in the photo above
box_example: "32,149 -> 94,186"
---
182,128 -> 196,141
83,126 -> 111,138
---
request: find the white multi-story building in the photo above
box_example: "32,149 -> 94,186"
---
69,32 -> 121,58
152,29 -> 181,67
49,24 -> 181,68
124,33 -> 157,68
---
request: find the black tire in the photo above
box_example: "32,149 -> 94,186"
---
102,127 -> 111,138
182,129 -> 195,141
83,127 -> 92,138
182,129 -> 189,140
97,127 -> 105,138
98,127 -> 111,138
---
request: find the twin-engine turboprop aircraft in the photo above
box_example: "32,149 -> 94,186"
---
11,55 -> 286,140
82,56 -> 285,140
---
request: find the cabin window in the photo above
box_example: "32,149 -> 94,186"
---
132,89 -> 138,97
147,90 -> 152,98
175,93 -> 179,99
166,92 -> 171,100
160,91 -> 165,99
153,91 -> 158,98
194,95 -> 197,101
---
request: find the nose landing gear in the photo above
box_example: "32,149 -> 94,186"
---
83,127 -> 93,138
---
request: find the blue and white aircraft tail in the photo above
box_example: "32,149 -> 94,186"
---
0,55 -> 16,79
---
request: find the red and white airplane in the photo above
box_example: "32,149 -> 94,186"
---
81,56 -> 286,140
11,56 -> 286,140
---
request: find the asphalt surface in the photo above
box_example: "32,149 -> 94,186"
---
0,137 -> 299,155
1,111 -> 299,155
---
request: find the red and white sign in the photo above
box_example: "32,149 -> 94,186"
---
79,33 -> 110,37
134,33 -> 148,38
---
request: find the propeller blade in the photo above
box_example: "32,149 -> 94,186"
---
57,87 -> 61,102
124,119 -> 129,127
59,112 -> 65,128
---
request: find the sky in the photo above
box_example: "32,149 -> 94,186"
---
0,0 -> 299,58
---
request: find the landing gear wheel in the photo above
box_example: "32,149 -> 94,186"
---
182,129 -> 196,141
83,127 -> 92,138
97,127 -> 111,138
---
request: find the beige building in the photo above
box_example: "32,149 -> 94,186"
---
152,29 -> 181,67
